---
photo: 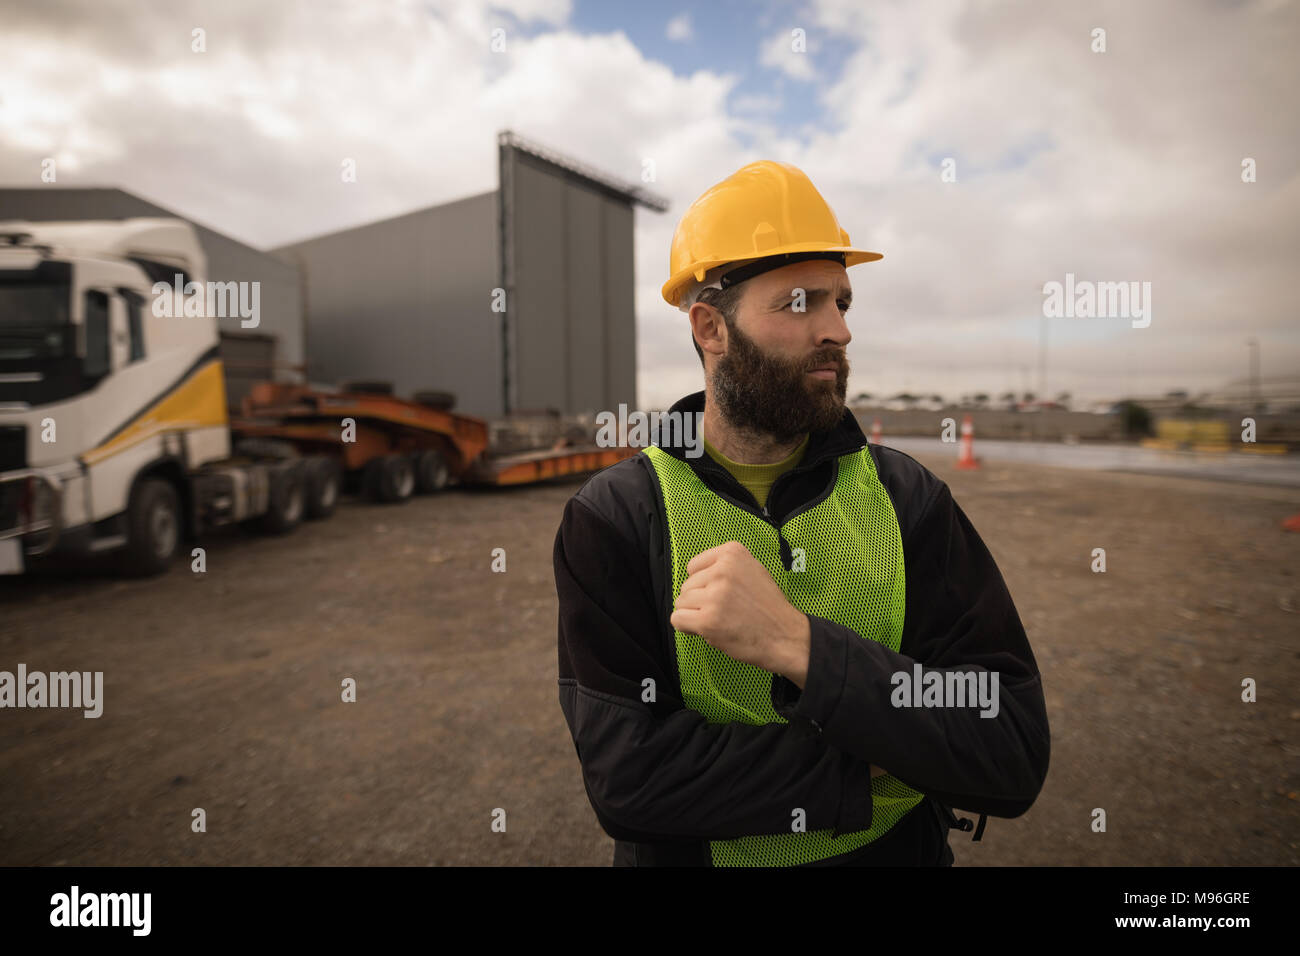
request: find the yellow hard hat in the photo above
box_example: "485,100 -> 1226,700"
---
662,160 -> 882,309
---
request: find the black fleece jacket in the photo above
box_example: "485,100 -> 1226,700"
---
553,390 -> 1050,866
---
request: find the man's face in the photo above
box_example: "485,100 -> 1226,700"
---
709,259 -> 853,443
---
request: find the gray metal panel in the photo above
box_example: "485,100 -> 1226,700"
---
0,187 -> 305,380
509,153 -> 638,416
272,191 -> 502,417
601,200 -> 637,413
563,185 -> 606,416
510,161 -> 568,414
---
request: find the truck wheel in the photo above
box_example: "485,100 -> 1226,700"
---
363,454 -> 414,503
123,478 -> 180,576
414,449 -> 450,493
259,465 -> 305,533
304,457 -> 341,519
382,454 -> 415,502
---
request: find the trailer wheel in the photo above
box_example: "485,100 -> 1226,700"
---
414,449 -> 450,493
123,478 -> 181,576
384,454 -> 415,502
364,454 -> 414,503
259,465 -> 305,533
361,458 -> 384,501
304,457 -> 341,519
413,390 -> 456,411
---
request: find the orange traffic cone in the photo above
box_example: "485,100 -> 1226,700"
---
1283,514 -> 1300,532
956,414 -> 980,470
871,418 -> 883,444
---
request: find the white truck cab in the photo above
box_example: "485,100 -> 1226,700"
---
0,218 -> 332,575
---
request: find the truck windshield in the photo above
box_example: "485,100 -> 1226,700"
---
0,282 -> 72,360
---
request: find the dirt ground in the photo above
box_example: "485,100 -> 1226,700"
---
1,449 -> 1297,866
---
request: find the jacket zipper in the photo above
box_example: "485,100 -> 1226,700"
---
759,503 -> 795,572
692,454 -> 845,573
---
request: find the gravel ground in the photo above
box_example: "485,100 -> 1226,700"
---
1,450 -> 1297,866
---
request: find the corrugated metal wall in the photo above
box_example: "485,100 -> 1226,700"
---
0,187 -> 305,385
273,192 -> 503,417
506,151 -> 636,417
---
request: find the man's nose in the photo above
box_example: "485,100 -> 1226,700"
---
814,298 -> 852,349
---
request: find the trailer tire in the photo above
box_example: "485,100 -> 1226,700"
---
304,457 -> 341,519
383,454 -> 415,502
413,390 -> 456,411
259,465 -> 306,533
123,478 -> 181,576
413,449 -> 450,493
364,454 -> 414,503
361,457 -> 384,501
341,380 -> 394,396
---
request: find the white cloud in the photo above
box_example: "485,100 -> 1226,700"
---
482,0 -> 573,27
731,92 -> 782,113
759,27 -> 815,81
666,12 -> 692,43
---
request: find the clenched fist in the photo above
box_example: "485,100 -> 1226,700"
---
669,540 -> 811,686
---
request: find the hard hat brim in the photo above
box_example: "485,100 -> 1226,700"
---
663,244 -> 882,308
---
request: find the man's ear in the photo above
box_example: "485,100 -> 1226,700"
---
689,302 -> 726,357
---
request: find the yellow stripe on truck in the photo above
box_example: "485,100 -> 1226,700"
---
82,360 -> 229,466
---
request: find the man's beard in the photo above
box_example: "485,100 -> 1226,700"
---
710,320 -> 849,443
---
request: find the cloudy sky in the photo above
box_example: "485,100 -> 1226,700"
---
1,0 -> 1296,409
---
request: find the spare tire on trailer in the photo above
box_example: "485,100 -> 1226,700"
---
304,456 -> 342,519
413,448 -> 450,493
563,424 -> 591,446
413,390 -> 456,411
341,380 -> 394,396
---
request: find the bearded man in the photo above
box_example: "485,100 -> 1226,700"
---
553,161 -> 1050,867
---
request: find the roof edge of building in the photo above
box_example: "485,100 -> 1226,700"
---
269,188 -> 498,254
498,129 -> 669,212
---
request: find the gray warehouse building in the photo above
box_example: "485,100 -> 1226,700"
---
274,131 -> 667,418
0,186 -> 305,411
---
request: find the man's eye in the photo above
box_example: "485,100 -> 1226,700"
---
837,300 -> 851,312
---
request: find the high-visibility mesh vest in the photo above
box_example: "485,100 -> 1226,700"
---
643,443 -> 924,866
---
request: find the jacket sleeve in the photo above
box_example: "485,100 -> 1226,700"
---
555,490 -> 877,842
772,479 -> 1050,818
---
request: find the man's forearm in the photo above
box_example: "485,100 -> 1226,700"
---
788,615 -> 1049,814
559,679 -> 878,840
